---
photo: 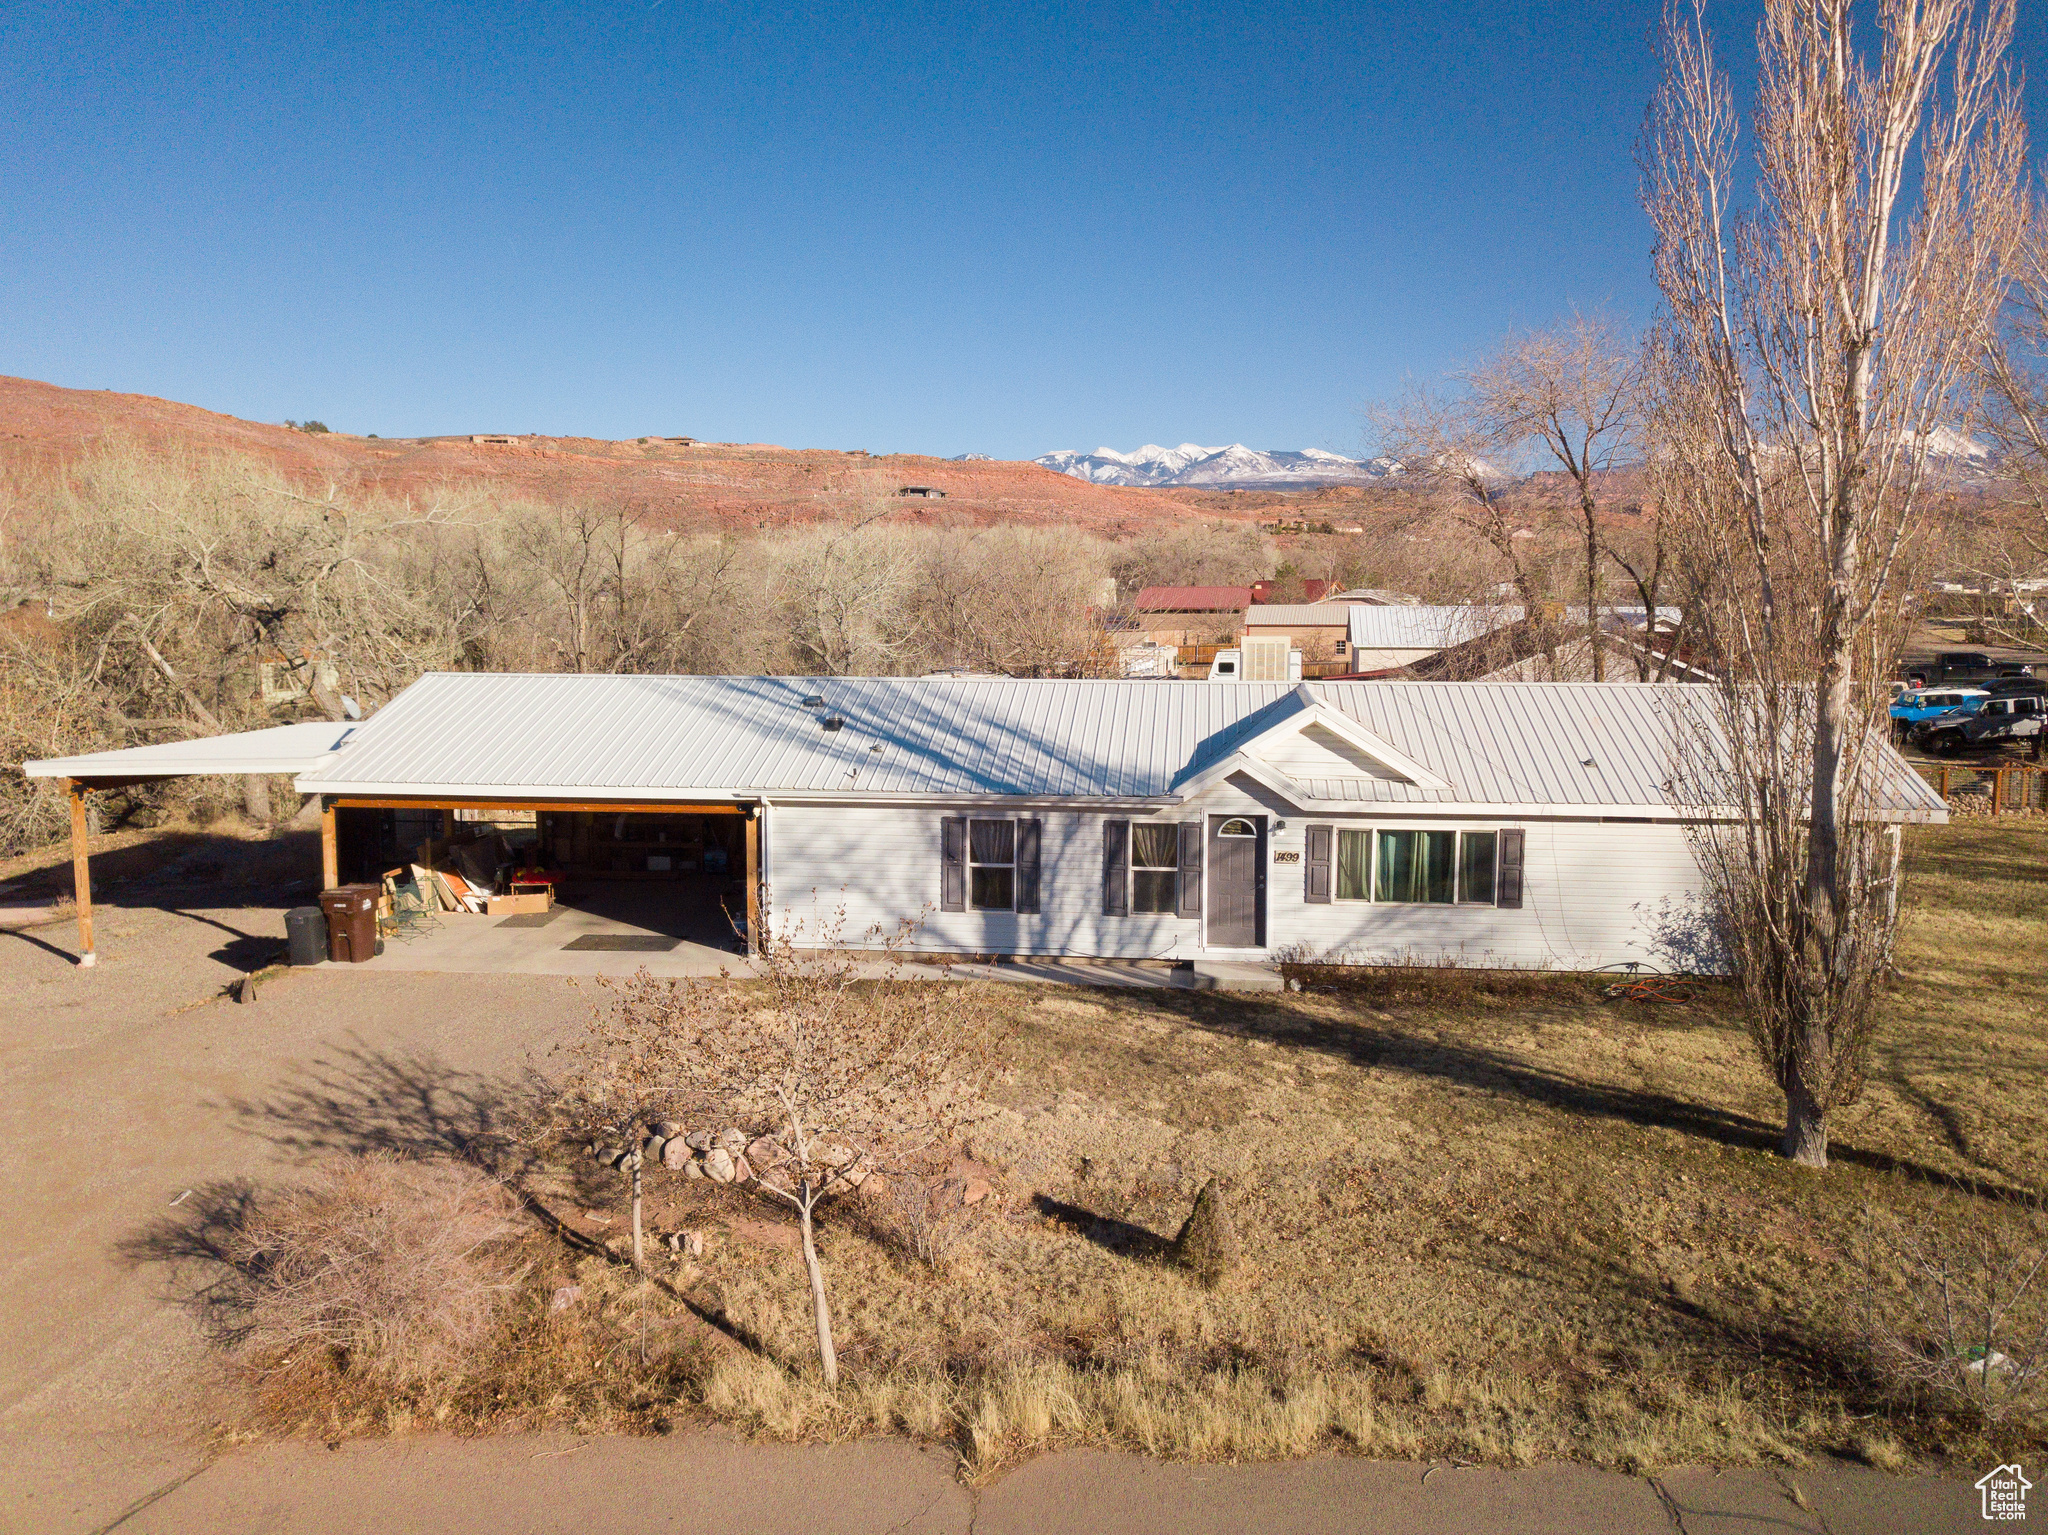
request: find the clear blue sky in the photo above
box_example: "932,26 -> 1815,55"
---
4,2 -> 2043,460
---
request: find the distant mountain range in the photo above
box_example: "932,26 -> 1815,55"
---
1034,443 -> 1397,489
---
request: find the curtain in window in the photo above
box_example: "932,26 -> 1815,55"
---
1131,823 -> 1178,914
1336,829 -> 1371,900
1375,829 -> 1455,903
1459,831 -> 1497,903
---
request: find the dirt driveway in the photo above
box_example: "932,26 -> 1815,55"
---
0,879 -> 1998,1535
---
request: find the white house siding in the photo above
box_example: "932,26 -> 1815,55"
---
761,803 -> 1199,960
762,787 -> 1715,972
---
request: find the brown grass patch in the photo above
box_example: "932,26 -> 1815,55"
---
143,824 -> 2048,1471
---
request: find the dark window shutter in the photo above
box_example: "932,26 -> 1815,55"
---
1176,821 -> 1203,918
1102,819 -> 1129,916
1304,824 -> 1333,903
1015,818 -> 1041,914
1496,828 -> 1525,909
940,816 -> 967,912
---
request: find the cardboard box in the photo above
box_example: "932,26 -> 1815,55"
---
487,887 -> 554,916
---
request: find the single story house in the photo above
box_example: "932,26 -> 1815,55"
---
25,675 -> 1944,974
1344,606 -> 1521,672
1239,603 -> 1357,663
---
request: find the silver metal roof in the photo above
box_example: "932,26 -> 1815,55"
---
24,720 -> 359,781
1241,604 -> 1356,627
1347,606 -> 1519,650
285,673 -> 1945,819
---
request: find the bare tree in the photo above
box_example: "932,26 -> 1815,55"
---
1367,386 -> 1547,609
1977,201 -> 2048,640
580,918 -> 996,1385
1642,0 -> 2023,1166
1465,316 -> 1646,678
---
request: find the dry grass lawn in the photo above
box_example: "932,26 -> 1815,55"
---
177,823 -> 2048,1475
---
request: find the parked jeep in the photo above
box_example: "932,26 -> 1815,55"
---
1891,686 -> 1988,740
1913,692 -> 2044,755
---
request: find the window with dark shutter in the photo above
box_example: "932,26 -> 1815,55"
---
1176,821 -> 1203,918
1015,818 -> 1041,914
940,817 -> 967,911
968,818 -> 1016,910
1304,824 -> 1333,903
1131,823 -> 1177,913
1102,819 -> 1129,916
1496,827 -> 1525,908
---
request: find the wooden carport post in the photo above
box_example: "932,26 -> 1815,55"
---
67,779 -> 95,968
319,797 -> 338,891
744,810 -> 761,956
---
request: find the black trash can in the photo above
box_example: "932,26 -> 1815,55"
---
285,905 -> 327,967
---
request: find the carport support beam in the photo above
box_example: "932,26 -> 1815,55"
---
745,813 -> 760,956
320,798 -> 338,890
68,779 -> 95,968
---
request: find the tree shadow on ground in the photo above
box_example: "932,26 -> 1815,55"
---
1136,992 -> 2041,1205
1031,1193 -> 1173,1261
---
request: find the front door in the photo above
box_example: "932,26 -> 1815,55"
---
1206,815 -> 1264,947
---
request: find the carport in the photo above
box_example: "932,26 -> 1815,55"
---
23,721 -> 358,967
23,724 -> 761,968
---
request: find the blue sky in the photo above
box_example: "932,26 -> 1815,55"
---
3,2 -> 2042,459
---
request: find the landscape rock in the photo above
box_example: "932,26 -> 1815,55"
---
652,1119 -> 679,1138
643,1135 -> 669,1165
548,1284 -> 583,1314
716,1128 -> 748,1156
660,1137 -> 692,1171
684,1131 -> 713,1152
745,1137 -> 782,1169
704,1147 -> 736,1183
1171,1177 -> 1240,1290
731,1155 -> 753,1183
961,1176 -> 993,1206
682,1160 -> 705,1181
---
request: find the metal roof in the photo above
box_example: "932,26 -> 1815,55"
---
1133,585 -> 1252,612
282,673 -> 1945,820
1347,606 -> 1520,650
1240,604 -> 1355,627
24,721 -> 359,781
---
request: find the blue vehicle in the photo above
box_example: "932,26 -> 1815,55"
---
1890,686 -> 1988,740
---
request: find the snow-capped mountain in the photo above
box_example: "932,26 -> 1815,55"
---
1035,443 -> 1392,489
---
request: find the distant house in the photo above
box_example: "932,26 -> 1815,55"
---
1240,603 -> 1356,664
1131,585 -> 1254,655
897,486 -> 947,498
1251,578 -> 1332,604
1342,606 -> 1521,672
1133,585 -> 1255,614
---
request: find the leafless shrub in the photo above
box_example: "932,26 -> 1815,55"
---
193,1153 -> 525,1383
570,912 -> 1002,1385
1270,943 -> 1591,1006
1858,1194 -> 2048,1424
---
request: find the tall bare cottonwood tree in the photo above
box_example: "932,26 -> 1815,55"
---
1642,0 -> 2023,1165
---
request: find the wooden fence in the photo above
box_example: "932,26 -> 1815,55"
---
1918,762 -> 2048,815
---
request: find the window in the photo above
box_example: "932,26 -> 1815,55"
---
1458,831 -> 1497,903
1217,818 -> 1257,837
1131,824 -> 1179,913
1376,829 -> 1456,903
1336,828 -> 1372,900
969,818 -> 1015,910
